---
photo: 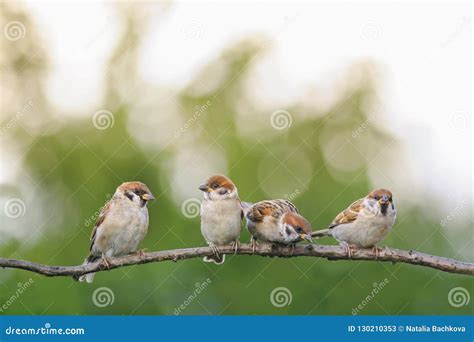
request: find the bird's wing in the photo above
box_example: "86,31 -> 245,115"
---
89,200 -> 112,252
273,199 -> 299,214
328,198 -> 363,229
246,201 -> 268,222
246,199 -> 298,222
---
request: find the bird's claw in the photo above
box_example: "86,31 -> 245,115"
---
230,240 -> 240,254
372,246 -> 383,260
209,243 -> 221,259
341,242 -> 354,259
289,243 -> 295,256
136,249 -> 147,259
101,254 -> 112,269
250,236 -> 258,253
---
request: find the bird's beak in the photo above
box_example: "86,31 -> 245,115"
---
301,234 -> 313,243
141,193 -> 155,201
199,184 -> 209,192
378,196 -> 389,215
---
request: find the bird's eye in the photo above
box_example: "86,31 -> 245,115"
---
133,190 -> 140,195
211,183 -> 219,189
295,227 -> 303,233
374,196 -> 380,200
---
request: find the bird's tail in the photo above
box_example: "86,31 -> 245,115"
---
73,254 -> 100,283
203,254 -> 225,265
311,228 -> 332,239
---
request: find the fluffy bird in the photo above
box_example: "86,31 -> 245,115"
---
312,188 -> 396,257
246,199 -> 313,252
199,175 -> 243,265
74,181 -> 155,282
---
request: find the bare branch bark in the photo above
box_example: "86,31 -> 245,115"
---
1,244 -> 472,277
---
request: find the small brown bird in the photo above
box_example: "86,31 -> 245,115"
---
199,175 -> 243,265
312,188 -> 396,257
74,181 -> 155,282
246,199 -> 313,252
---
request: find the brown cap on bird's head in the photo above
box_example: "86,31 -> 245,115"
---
118,181 -> 155,201
198,174 -> 236,193
367,188 -> 393,203
282,212 -> 313,242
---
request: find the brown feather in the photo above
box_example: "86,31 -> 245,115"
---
282,212 -> 312,234
329,198 -> 363,228
367,188 -> 392,200
89,200 -> 112,252
205,175 -> 236,192
118,181 -> 153,196
247,199 -> 298,222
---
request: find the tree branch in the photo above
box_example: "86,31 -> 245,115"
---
1,244 -> 473,277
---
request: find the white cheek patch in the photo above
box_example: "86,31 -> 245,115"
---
218,188 -> 228,195
282,224 -> 297,239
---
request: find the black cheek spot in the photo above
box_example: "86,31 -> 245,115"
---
285,226 -> 292,236
125,192 -> 134,201
218,188 -> 228,195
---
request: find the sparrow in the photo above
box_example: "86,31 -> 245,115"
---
246,199 -> 313,252
74,181 -> 155,282
312,188 -> 396,258
199,175 -> 243,265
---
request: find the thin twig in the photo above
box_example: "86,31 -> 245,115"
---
0,244 -> 472,277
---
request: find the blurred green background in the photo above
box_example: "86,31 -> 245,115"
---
0,2 -> 472,315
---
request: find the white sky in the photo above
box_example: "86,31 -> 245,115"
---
11,0 -> 474,219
